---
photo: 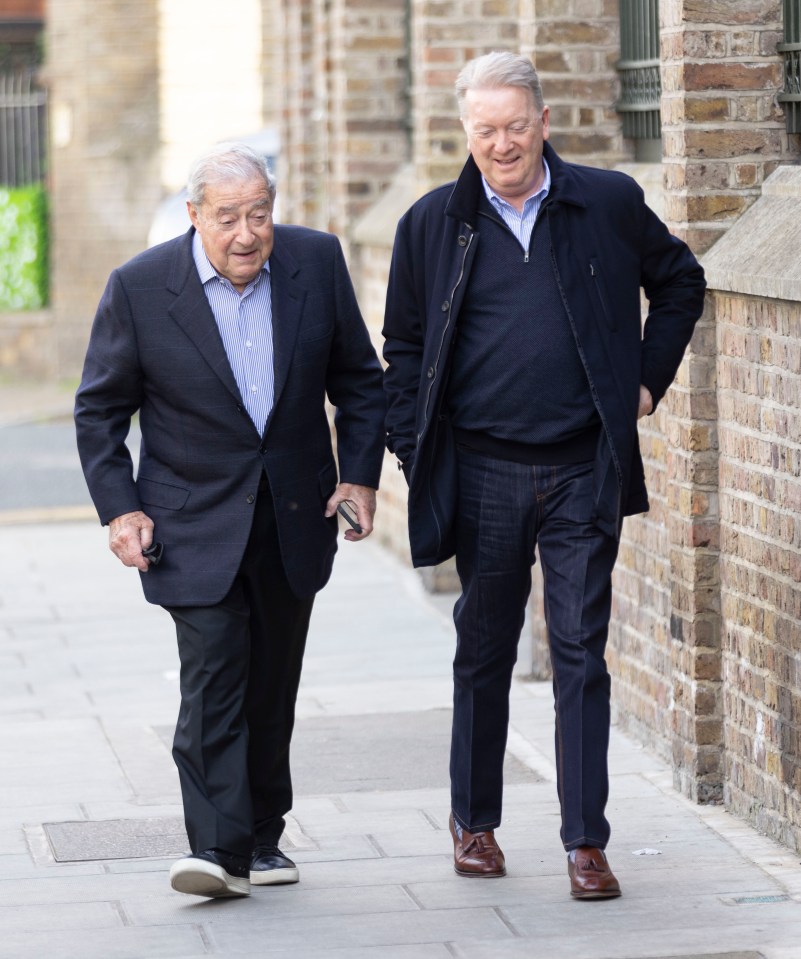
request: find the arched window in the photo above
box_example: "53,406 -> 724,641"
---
616,0 -> 661,161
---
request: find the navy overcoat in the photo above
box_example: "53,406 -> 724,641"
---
382,143 -> 706,567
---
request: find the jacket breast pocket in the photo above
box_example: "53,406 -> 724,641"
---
137,476 -> 190,511
299,322 -> 332,343
589,258 -> 618,332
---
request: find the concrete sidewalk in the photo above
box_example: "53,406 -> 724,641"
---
1,515 -> 800,959
1,375 -> 800,958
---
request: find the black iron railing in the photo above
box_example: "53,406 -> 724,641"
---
616,0 -> 662,151
0,69 -> 47,187
778,0 -> 801,134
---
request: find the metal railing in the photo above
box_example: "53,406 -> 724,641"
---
0,69 -> 47,186
778,0 -> 801,134
616,0 -> 662,146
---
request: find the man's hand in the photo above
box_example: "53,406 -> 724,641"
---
637,385 -> 654,419
108,510 -> 155,571
325,483 -> 377,542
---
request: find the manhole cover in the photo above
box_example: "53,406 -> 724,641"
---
42,817 -> 189,862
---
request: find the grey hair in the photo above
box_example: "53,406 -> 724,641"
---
455,51 -> 545,116
186,141 -> 277,208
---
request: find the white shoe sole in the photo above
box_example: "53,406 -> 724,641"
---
249,865 -> 300,885
170,858 -> 250,898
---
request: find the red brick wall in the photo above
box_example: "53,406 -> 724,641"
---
0,0 -> 45,19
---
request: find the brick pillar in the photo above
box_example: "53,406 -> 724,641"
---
661,0 -> 785,254
46,0 -> 161,377
410,0 -> 522,193
531,0 -> 625,165
660,0 -> 786,802
275,0 -> 318,228
665,299 -> 723,802
326,0 -> 409,247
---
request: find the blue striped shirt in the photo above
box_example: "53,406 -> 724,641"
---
481,159 -> 551,253
193,231 -> 275,435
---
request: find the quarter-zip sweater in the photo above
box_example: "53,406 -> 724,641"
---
447,195 -> 599,463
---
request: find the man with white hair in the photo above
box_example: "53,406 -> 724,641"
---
383,52 -> 705,899
76,142 -> 385,898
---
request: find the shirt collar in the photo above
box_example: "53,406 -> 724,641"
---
481,157 -> 551,212
192,229 -> 270,289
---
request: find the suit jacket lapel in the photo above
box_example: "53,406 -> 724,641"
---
268,237 -> 307,421
166,229 -> 242,403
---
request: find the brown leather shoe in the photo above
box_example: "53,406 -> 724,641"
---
567,846 -> 621,899
449,813 -> 506,878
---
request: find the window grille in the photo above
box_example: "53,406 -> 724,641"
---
0,69 -> 47,186
616,0 -> 661,158
778,0 -> 801,134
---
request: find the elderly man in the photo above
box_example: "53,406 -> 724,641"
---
382,52 -> 706,898
76,142 -> 385,898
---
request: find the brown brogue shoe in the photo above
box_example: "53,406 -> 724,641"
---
449,813 -> 506,878
567,846 -> 621,899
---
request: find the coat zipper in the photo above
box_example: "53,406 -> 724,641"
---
418,230 -> 474,440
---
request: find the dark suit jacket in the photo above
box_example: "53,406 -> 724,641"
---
75,225 -> 385,605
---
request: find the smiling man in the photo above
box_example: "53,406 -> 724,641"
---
382,52 -> 706,899
76,142 -> 385,899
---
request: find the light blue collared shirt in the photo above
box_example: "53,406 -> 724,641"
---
481,158 -> 552,254
193,231 -> 275,436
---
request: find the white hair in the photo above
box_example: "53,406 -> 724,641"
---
455,51 -> 545,116
186,141 -> 277,208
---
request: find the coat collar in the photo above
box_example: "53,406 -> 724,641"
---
444,141 -> 586,227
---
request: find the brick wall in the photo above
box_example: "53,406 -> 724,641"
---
46,0 -> 162,377
0,0 -> 44,19
602,0 -> 799,807
530,0 -> 625,166
661,0 -> 785,252
716,290 -> 801,849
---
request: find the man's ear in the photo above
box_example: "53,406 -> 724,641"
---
187,200 -> 200,229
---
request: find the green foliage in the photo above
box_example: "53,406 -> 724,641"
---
0,184 -> 48,311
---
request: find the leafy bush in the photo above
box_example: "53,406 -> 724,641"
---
0,184 -> 48,310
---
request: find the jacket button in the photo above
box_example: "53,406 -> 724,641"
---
441,300 -> 449,311
246,494 -> 255,504
426,367 -> 435,378
458,235 -> 467,246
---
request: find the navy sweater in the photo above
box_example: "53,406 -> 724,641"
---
447,202 -> 599,463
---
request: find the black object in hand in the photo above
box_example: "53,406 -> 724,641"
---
142,542 -> 164,565
336,502 -> 363,534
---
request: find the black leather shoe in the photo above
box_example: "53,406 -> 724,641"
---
169,848 -> 250,898
250,845 -> 300,885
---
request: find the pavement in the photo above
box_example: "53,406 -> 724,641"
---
1,374 -> 801,959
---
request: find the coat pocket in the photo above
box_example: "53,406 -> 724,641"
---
137,476 -> 190,511
589,258 -> 618,332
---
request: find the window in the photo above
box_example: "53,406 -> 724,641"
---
778,0 -> 801,134
616,0 -> 661,161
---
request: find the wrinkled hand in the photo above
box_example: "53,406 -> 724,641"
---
637,385 -> 654,419
108,510 -> 155,571
325,483 -> 377,542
